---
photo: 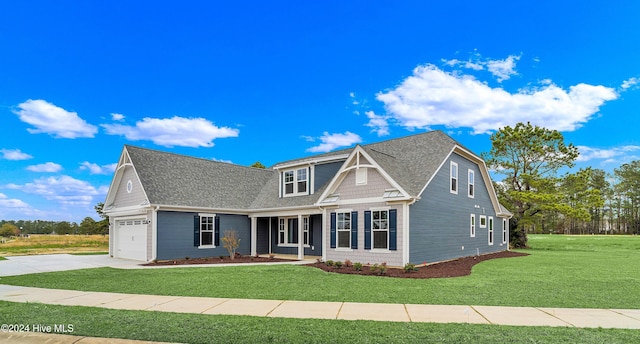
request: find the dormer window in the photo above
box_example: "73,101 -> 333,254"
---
283,167 -> 308,196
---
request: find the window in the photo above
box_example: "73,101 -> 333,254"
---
450,162 -> 458,194
468,170 -> 475,198
336,212 -> 351,248
372,210 -> 389,249
356,167 -> 368,185
488,216 -> 494,245
278,217 -> 309,246
502,219 -> 508,244
470,214 -> 476,237
479,215 -> 487,228
303,216 -> 310,245
200,215 -> 214,246
283,168 -> 308,196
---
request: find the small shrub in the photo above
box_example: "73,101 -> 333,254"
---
353,262 -> 363,271
221,230 -> 241,260
326,260 -> 334,267
268,254 -> 275,259
334,261 -> 343,269
377,262 -> 388,275
316,258 -> 323,264
403,263 -> 418,273
344,259 -> 352,267
184,256 -> 190,260
219,255 -> 225,259
369,263 -> 379,273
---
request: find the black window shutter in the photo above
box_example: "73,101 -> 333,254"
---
351,211 -> 358,249
330,212 -> 336,248
193,215 -> 200,247
214,215 -> 220,246
389,209 -> 397,251
364,211 -> 371,250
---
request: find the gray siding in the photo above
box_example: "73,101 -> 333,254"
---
156,211 -> 251,260
409,153 -> 507,264
314,161 -> 344,191
113,166 -> 147,208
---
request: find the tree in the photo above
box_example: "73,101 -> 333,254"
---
0,223 -> 20,237
250,161 -> 266,169
483,122 -> 579,248
94,202 -> 110,235
221,230 -> 241,260
79,217 -> 97,234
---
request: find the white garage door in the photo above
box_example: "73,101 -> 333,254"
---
115,218 -> 147,261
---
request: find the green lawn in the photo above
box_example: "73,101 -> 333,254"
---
1,235 -> 639,309
3,301 -> 639,344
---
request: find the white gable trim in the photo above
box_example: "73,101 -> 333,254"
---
316,146 -> 411,205
104,147 -> 151,210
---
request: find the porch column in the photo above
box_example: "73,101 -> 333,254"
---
298,214 -> 304,260
250,217 -> 257,257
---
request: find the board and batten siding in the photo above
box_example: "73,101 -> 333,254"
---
156,211 -> 251,260
313,161 -> 344,192
112,166 -> 147,208
409,152 -> 507,264
325,164 -> 404,266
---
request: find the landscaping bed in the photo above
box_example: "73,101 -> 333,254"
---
307,251 -> 528,278
143,254 -> 292,266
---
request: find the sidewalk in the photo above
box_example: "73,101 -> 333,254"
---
2,284 -> 640,330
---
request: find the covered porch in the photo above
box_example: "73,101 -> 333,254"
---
250,210 -> 324,261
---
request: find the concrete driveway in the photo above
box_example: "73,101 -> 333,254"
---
0,254 -> 141,277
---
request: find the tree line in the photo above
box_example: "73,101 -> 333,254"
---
0,203 -> 108,237
485,122 -> 640,248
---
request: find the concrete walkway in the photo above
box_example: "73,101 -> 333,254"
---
2,284 -> 640,330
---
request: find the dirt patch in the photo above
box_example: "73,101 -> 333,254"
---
143,255 -> 292,266
306,251 -> 528,279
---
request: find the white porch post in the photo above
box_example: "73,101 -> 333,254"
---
298,214 -> 304,260
250,217 -> 257,257
321,209 -> 327,261
268,217 -> 272,254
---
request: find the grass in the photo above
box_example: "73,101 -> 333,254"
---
1,235 -> 639,309
0,234 -> 108,256
70,251 -> 109,256
3,301 -> 640,344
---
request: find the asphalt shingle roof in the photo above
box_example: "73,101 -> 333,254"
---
123,130 -> 480,211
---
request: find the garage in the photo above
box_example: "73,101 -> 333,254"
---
115,218 -> 147,261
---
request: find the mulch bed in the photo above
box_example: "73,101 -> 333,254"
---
142,251 -> 529,280
306,251 -> 528,279
142,255 -> 292,266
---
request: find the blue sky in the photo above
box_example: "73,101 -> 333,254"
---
1,1 -> 639,222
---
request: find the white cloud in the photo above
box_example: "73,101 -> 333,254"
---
6,175 -> 106,207
102,116 -> 239,148
577,145 -> 640,164
306,132 -> 362,153
442,53 -> 520,82
376,64 -> 618,134
1,148 -> 33,160
0,192 -> 31,208
79,162 -> 117,175
13,99 -> 98,138
26,162 -> 63,173
486,55 -> 521,82
111,113 -> 125,121
365,111 -> 390,136
621,77 -> 639,90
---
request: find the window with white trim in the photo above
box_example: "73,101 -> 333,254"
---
283,168 -> 308,196
450,162 -> 458,194
502,219 -> 508,244
470,214 -> 476,238
488,216 -> 494,245
278,217 -> 309,246
479,215 -> 487,228
372,210 -> 389,249
200,215 -> 214,247
468,169 -> 475,198
336,212 -> 351,248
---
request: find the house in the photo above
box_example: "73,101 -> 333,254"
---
103,130 -> 511,266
